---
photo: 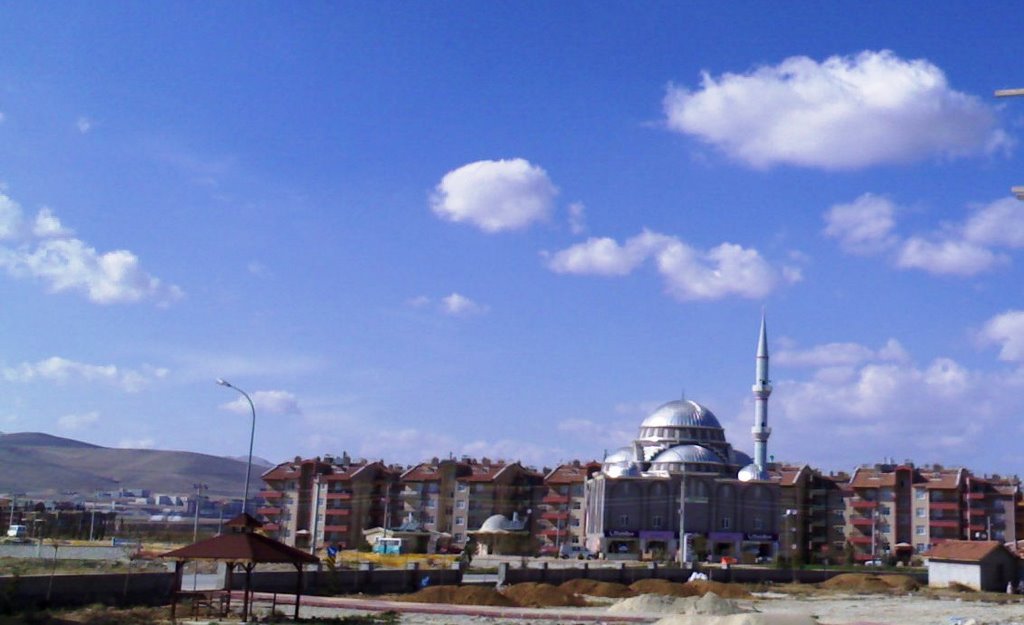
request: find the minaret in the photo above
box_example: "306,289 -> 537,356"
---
750,313 -> 772,480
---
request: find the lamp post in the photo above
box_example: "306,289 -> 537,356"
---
192,483 -> 208,543
217,379 -> 256,515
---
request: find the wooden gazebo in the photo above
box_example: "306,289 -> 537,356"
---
161,513 -> 319,621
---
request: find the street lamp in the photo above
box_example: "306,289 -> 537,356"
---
217,378 -> 256,515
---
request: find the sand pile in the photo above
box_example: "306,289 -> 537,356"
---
609,591 -> 746,616
654,615 -> 819,625
628,578 -> 751,599
397,584 -> 517,606
819,573 -> 919,593
500,582 -> 589,607
688,579 -> 753,599
631,579 -> 701,597
560,578 -> 636,598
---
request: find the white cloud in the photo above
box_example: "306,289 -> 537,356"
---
895,236 -> 1006,276
441,292 -> 488,316
2,356 -> 168,392
430,158 -> 558,232
116,437 -> 155,449
823,194 -> 899,254
406,293 -> 488,316
32,208 -> 73,238
222,390 -> 302,416
767,343 -> 1024,470
824,194 -> 1024,277
664,50 -> 1006,170
979,310 -> 1024,362
0,190 -> 183,305
57,411 -> 99,431
547,229 -> 793,301
567,202 -> 587,235
247,261 -> 270,278
76,117 -> 93,134
963,197 -> 1024,248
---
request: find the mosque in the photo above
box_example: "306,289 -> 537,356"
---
583,316 -> 781,562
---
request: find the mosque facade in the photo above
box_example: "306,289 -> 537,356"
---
583,317 -> 782,562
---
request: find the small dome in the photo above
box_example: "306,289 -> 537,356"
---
640,400 -> 722,429
738,463 -> 768,482
651,444 -> 725,465
602,446 -> 641,477
479,514 -> 509,532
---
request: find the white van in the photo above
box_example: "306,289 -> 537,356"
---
5,524 -> 27,541
559,545 -> 595,559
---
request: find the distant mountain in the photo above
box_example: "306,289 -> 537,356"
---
0,432 -> 269,499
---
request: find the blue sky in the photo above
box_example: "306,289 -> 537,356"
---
2,3 -> 1024,476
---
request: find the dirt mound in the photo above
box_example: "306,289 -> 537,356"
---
631,579 -> 701,597
501,582 -> 589,607
686,580 -> 752,599
653,614 -> 819,625
819,573 -> 918,593
560,578 -> 636,598
610,591 -> 746,616
398,584 -> 517,606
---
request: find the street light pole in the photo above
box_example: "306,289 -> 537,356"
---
217,379 -> 257,515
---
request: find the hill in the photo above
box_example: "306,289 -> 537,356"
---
0,432 -> 271,498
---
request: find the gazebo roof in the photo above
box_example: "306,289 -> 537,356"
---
160,514 -> 318,565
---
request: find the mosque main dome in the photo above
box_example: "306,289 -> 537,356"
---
602,396 -> 748,478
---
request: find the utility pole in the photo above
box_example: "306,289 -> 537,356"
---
678,474 -> 687,567
192,483 -> 208,543
995,88 -> 1024,199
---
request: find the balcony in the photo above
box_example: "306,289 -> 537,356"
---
327,491 -> 353,500
323,525 -> 349,533
325,509 -> 351,517
257,506 -> 282,516
967,492 -> 985,500
930,519 -> 959,528
929,501 -> 958,511
542,493 -> 570,505
850,517 -> 873,527
542,511 -> 570,521
848,536 -> 873,545
850,499 -> 878,509
259,490 -> 284,500
263,523 -> 280,532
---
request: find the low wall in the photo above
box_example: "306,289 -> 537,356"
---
0,572 -> 176,610
496,562 -> 928,586
231,563 -> 464,595
0,543 -> 132,561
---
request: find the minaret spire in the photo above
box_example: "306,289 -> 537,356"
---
751,312 -> 772,480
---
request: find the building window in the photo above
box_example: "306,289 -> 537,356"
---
618,514 -> 629,526
753,517 -> 764,530
652,515 -> 663,529
721,517 -> 731,530
915,526 -> 925,536
456,500 -> 466,509
457,483 -> 467,492
455,517 -> 464,526
573,501 -> 582,510
454,533 -> 463,541
915,543 -> 926,553
915,488 -> 926,500
915,507 -> 925,518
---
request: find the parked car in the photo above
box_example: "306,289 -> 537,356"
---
559,545 -> 595,560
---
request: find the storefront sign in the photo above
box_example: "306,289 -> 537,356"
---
745,533 -> 778,541
605,529 -> 638,538
639,530 -> 675,540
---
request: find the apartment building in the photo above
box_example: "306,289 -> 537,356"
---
846,463 -> 915,562
259,454 -> 401,551
450,459 -> 543,547
398,458 -> 470,543
773,465 -> 849,565
538,461 -> 600,555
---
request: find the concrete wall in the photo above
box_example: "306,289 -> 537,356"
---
228,563 -> 464,595
928,561 -> 982,590
0,572 -> 175,610
0,543 -> 133,561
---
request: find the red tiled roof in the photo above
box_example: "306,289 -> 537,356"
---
850,470 -> 896,488
401,462 -> 444,481
544,462 -> 598,484
927,540 -> 1006,562
160,530 -> 319,564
